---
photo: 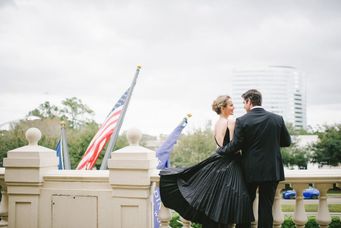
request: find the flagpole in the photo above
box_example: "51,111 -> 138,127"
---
100,65 -> 142,170
61,121 -> 71,169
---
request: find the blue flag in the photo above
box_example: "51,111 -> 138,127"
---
156,118 -> 188,169
154,117 -> 188,228
55,139 -> 64,170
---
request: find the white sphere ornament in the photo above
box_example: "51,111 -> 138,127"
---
126,128 -> 142,146
25,128 -> 42,146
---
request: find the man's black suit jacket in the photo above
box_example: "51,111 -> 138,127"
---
219,108 -> 291,183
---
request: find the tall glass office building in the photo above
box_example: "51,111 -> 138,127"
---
231,66 -> 306,128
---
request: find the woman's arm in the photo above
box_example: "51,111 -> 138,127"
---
227,118 -> 236,141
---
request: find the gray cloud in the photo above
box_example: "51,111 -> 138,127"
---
1,0 -> 341,133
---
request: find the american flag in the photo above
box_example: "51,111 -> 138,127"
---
76,89 -> 130,170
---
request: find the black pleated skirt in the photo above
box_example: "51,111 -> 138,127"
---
159,153 -> 254,226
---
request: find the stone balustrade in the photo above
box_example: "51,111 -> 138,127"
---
0,127 -> 340,227
151,169 -> 341,227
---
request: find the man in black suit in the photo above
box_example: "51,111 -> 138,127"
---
217,89 -> 291,228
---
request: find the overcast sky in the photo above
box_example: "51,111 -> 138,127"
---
1,0 -> 341,135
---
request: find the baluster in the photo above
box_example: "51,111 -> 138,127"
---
0,182 -> 8,227
272,184 -> 284,227
315,183 -> 332,228
292,183 -> 308,227
180,216 -> 191,228
158,202 -> 172,228
251,187 -> 258,228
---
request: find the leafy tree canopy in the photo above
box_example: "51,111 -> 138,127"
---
27,97 -> 94,129
170,125 -> 216,167
1,98 -> 127,169
311,124 -> 341,166
286,122 -> 313,135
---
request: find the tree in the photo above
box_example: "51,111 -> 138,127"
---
280,123 -> 314,169
60,97 -> 94,128
67,123 -> 129,169
67,121 -> 99,169
0,126 -> 26,166
311,124 -> 341,166
1,98 -> 129,169
170,126 -> 216,167
286,122 -> 312,135
0,119 -> 60,166
27,97 -> 94,129
27,101 -> 59,119
281,137 -> 311,169
0,118 -> 130,169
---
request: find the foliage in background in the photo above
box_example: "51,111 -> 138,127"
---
2,100 -> 341,169
281,217 -> 295,228
281,216 -> 341,228
170,213 -> 201,228
281,204 -> 341,213
286,123 -> 313,136
27,97 -> 94,129
0,125 -> 26,167
169,214 -> 341,228
311,124 -> 341,166
170,125 -> 216,167
66,121 -> 100,169
0,99 -> 128,168
59,97 -> 94,128
281,141 -> 310,169
0,118 -> 60,166
28,101 -> 60,119
280,122 -> 341,169
329,217 -> 341,228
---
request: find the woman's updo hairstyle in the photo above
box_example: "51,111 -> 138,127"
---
212,95 -> 231,115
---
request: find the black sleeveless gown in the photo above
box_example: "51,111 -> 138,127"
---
159,128 -> 254,227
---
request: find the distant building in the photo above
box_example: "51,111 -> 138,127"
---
231,66 -> 306,128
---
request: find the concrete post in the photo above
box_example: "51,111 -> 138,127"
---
3,128 -> 58,228
108,128 -> 158,228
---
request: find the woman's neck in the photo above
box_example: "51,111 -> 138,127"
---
220,114 -> 229,119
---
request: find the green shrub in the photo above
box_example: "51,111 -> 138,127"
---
305,217 -> 319,228
170,213 -> 181,228
282,216 -> 295,228
171,213 -> 341,228
281,216 -> 341,228
170,213 -> 202,228
191,223 -> 202,228
329,217 -> 341,228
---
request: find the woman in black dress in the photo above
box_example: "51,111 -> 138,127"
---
159,95 -> 254,227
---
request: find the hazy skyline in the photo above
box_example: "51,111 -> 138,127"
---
1,0 -> 341,135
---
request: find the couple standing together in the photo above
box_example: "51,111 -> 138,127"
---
159,89 -> 292,228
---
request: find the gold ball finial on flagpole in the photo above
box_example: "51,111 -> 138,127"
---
137,65 -> 142,70
184,113 -> 192,122
60,121 -> 66,128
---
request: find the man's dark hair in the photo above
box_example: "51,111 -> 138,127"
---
242,89 -> 262,106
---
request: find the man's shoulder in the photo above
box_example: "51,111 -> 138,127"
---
265,110 -> 282,118
236,112 -> 251,124
236,113 -> 248,120
263,110 -> 285,123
